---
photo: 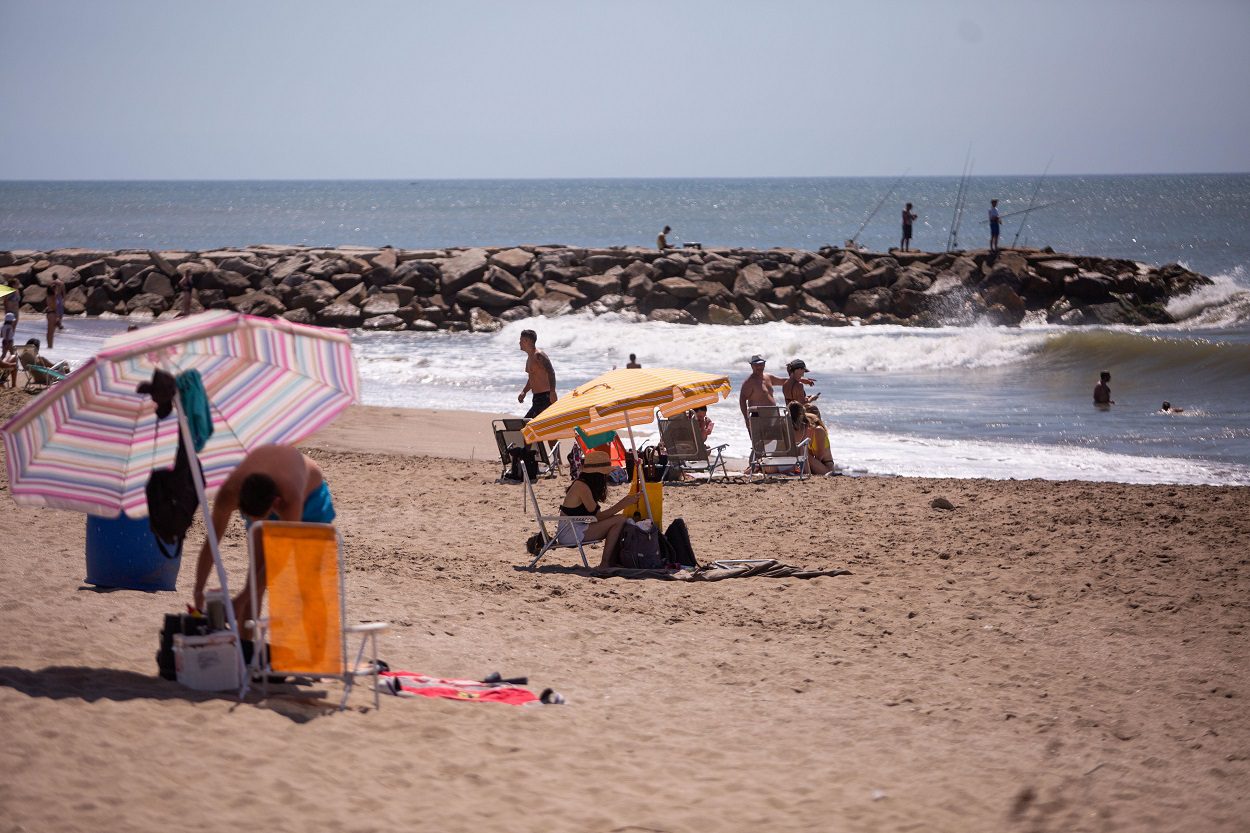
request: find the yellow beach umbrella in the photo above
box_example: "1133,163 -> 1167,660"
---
522,367 -> 732,444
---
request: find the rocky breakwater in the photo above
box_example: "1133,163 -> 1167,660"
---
0,244 -> 1211,332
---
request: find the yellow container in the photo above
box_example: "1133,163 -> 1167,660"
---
625,478 -> 663,530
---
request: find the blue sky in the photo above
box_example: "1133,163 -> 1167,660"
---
1,0 -> 1247,179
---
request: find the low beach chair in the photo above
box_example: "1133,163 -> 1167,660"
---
492,418 -> 560,480
245,521 -> 390,710
657,412 -> 729,482
747,406 -> 811,481
521,464 -> 599,570
19,353 -> 67,392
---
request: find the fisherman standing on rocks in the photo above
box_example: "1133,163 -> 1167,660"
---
901,203 -> 917,252
989,199 -> 1002,252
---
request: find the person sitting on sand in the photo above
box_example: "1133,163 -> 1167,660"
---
788,401 -> 836,476
1094,371 -> 1114,406
1160,401 -> 1185,414
191,444 -> 336,623
782,358 -> 821,415
556,449 -> 638,568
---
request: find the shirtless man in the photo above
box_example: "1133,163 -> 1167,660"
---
739,354 -> 812,426
46,277 -> 64,348
191,444 -> 335,622
626,353 -> 641,369
657,225 -> 672,251
1093,370 -> 1114,406
782,358 -> 821,411
518,328 -> 558,418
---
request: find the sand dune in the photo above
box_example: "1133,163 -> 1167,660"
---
1,396 -> 1247,832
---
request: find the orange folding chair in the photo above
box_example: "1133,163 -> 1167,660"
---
246,522 -> 389,710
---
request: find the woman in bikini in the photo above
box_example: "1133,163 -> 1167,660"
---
557,449 -> 637,568
788,401 -> 837,476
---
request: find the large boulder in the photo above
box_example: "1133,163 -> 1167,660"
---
271,256 -> 311,282
21,284 -> 48,309
362,313 -> 407,331
705,304 -> 745,326
84,285 -> 113,315
1065,271 -> 1114,302
62,286 -> 88,315
456,282 -> 521,311
843,287 -> 893,319
891,267 -> 934,293
37,264 -> 77,288
217,256 -> 265,279
380,284 -> 417,307
583,254 -> 626,274
281,307 -> 316,325
647,308 -> 697,325
732,264 -> 772,300
200,269 -> 251,296
701,256 -> 739,288
655,277 -> 701,300
891,288 -> 930,319
765,264 -> 804,287
577,272 -> 623,300
490,248 -> 535,275
286,279 -> 339,312
486,265 -> 525,297
142,271 -> 174,298
981,284 -> 1026,325
651,256 -> 687,279
361,293 -> 402,317
394,260 -> 441,296
317,302 -> 364,328
1034,259 -> 1080,283
798,293 -> 833,316
799,254 -> 833,282
126,292 -> 169,315
439,249 -> 490,295
228,291 -> 285,317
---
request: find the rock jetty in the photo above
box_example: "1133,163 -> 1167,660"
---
0,244 -> 1210,332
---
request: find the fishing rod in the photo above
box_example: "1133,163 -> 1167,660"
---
977,202 -> 1055,223
1012,157 -> 1052,248
946,148 -> 973,252
847,169 -> 909,248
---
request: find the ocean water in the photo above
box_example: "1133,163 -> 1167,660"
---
3,176 -> 1249,485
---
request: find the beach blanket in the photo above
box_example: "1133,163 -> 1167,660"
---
380,671 -> 539,705
589,559 -> 852,581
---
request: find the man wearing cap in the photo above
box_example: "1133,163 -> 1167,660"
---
739,354 -> 812,427
782,359 -> 822,415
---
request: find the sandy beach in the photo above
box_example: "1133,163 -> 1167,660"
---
1,394 -> 1248,833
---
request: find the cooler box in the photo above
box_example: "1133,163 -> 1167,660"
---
174,632 -> 241,692
85,514 -> 181,591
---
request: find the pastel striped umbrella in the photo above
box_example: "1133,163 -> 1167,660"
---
2,310 -> 359,517
522,367 -> 732,443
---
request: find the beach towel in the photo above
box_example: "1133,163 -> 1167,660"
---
175,369 -> 213,452
589,559 -> 852,582
379,671 -> 540,705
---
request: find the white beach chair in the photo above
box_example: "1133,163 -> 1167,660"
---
245,521 -> 390,710
747,406 -> 811,481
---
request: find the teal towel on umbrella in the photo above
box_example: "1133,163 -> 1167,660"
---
576,425 -> 617,449
176,369 -> 214,452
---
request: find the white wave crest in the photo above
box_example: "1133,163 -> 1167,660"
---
1166,266 -> 1250,326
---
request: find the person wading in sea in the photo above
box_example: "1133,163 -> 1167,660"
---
518,328 -> 558,418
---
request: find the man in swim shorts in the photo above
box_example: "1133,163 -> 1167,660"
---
191,444 -> 335,621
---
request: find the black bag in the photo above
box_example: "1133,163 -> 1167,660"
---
145,438 -> 200,559
617,520 -> 664,569
661,518 -> 698,568
507,445 -> 539,481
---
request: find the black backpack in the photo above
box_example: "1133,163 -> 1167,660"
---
660,518 -> 698,568
145,430 -> 201,559
617,520 -> 664,569
506,445 -> 539,482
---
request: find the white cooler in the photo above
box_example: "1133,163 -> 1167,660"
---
174,632 -> 242,691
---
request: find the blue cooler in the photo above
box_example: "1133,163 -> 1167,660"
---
85,514 -> 182,591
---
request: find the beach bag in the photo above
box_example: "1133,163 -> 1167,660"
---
617,519 -> 664,569
507,445 -> 539,481
145,445 -> 200,559
660,518 -> 698,568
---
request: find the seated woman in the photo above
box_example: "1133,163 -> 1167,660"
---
557,449 -> 638,568
690,405 -> 715,446
788,401 -> 837,476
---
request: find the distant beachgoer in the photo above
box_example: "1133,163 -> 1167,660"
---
901,203 -> 917,251
1160,401 -> 1184,414
518,328 -> 558,418
52,275 -> 65,331
191,444 -> 335,621
989,199 -> 1001,252
626,353 -> 641,369
179,271 -> 194,317
1093,371 -> 1114,406
657,226 -> 672,251
126,323 -> 140,332
782,359 -> 821,415
4,278 -> 20,322
1,311 -> 15,358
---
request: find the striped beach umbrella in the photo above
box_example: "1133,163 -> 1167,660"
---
521,367 -> 732,443
2,310 -> 359,517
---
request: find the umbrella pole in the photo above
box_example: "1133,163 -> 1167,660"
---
623,412 -> 655,523
170,395 -> 249,699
